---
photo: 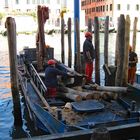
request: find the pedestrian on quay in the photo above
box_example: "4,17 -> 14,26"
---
128,46 -> 138,84
45,59 -> 73,98
83,31 -> 95,84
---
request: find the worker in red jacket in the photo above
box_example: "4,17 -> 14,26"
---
83,32 -> 95,84
45,59 -> 72,98
128,46 -> 138,84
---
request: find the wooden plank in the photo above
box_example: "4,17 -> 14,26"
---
30,80 -> 51,112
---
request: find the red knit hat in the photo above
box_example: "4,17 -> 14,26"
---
85,32 -> 92,38
47,59 -> 56,65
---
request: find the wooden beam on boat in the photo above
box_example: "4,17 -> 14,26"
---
90,90 -> 118,100
73,86 -> 118,100
96,86 -> 128,93
60,92 -> 82,102
60,87 -> 93,100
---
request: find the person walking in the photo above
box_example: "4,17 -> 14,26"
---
128,46 -> 138,84
83,31 -> 95,84
45,59 -> 72,98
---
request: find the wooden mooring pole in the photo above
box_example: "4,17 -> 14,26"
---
104,16 -> 109,65
75,18 -> 81,73
5,17 -> 22,126
68,18 -> 72,68
123,15 -> 130,86
61,18 -> 65,64
94,17 -> 100,85
132,17 -> 138,52
37,5 -> 46,71
115,14 -> 125,86
88,18 -> 92,32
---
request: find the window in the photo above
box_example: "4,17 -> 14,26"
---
27,0 -> 30,4
117,4 -> 121,10
82,1 -> 84,6
103,5 -> 105,11
56,9 -> 60,14
96,7 -> 98,12
127,4 -> 130,10
37,0 -> 40,4
110,4 -> 112,11
41,0 -> 44,4
32,0 -> 35,4
106,5 -> 108,11
57,0 -> 60,4
46,0 -> 50,4
136,4 -> 139,11
16,0 -> 19,4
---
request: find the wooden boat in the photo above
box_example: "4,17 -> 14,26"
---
18,48 -> 140,140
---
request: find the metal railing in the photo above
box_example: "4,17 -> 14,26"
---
29,64 -> 47,96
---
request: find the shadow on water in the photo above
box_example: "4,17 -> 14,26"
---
11,94 -> 47,139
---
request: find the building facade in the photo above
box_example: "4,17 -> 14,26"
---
0,0 -> 85,30
0,0 -> 68,28
81,0 -> 140,30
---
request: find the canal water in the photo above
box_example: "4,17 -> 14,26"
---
0,32 -> 140,139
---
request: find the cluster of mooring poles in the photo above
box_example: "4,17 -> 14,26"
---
59,14 -> 138,87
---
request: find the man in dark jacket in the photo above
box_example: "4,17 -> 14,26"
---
83,32 -> 95,84
45,59 -> 71,97
128,46 -> 138,84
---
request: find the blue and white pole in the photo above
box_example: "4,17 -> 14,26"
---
74,0 -> 80,68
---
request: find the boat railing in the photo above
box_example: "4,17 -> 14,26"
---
29,63 -> 47,96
